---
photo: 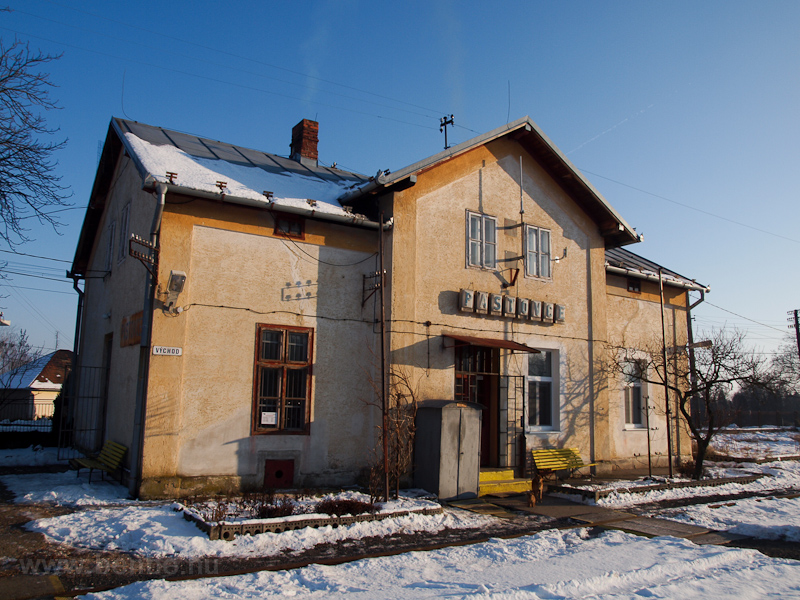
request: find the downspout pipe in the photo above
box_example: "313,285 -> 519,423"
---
64,272 -> 84,454
658,268 -> 674,478
130,182 -> 167,498
686,289 -> 706,434
68,274 -> 84,360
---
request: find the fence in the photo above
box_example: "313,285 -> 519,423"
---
57,365 -> 108,461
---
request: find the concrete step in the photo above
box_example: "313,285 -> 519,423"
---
479,468 -> 517,483
479,478 -> 532,496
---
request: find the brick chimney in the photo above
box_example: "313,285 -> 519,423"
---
290,119 -> 319,168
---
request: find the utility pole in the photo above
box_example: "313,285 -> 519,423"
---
658,268 -> 674,478
788,309 -> 800,363
379,212 -> 389,503
440,115 -> 454,150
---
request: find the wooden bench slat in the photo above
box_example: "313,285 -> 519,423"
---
532,447 -> 595,477
72,440 -> 127,483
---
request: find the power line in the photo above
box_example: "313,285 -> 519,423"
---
0,270 -> 76,283
0,284 -> 74,295
580,168 -> 800,245
702,301 -> 788,335
5,285 -> 69,342
2,25 -> 440,134
0,248 -> 73,263
15,6 -> 443,123
38,0 -> 448,118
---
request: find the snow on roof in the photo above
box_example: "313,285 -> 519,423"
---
120,127 -> 372,222
1,352 -> 56,390
0,350 -> 72,391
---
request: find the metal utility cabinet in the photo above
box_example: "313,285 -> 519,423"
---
414,400 -> 482,500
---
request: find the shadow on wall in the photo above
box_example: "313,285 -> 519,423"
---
233,242 -> 382,491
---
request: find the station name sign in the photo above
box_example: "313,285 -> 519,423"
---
152,346 -> 183,356
459,289 -> 566,324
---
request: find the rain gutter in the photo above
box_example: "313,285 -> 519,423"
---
606,264 -> 709,292
140,178 -> 389,231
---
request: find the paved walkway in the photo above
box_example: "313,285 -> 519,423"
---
450,493 -> 749,546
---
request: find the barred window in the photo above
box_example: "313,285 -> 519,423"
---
252,325 -> 313,434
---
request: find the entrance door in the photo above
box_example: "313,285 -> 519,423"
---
454,345 -> 499,467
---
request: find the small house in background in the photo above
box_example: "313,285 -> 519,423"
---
69,116 -> 707,499
0,350 -> 74,424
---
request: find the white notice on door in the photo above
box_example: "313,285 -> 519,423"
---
261,412 -> 277,425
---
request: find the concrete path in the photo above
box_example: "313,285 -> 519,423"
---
452,493 -> 750,546
0,574 -> 65,600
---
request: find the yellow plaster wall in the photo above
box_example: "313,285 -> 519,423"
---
605,284 -> 693,469
140,197 -> 381,495
385,138 -> 611,467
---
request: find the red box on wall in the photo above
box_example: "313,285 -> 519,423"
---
264,459 -> 294,489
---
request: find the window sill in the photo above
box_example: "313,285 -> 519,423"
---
523,274 -> 553,283
251,429 -> 310,436
623,425 -> 647,431
526,428 -> 560,435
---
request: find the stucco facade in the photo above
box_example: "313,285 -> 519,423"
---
70,117 -> 704,498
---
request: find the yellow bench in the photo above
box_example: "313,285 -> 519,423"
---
532,447 -> 595,478
72,440 -> 127,483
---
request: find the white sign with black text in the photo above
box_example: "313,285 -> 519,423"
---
152,346 -> 183,356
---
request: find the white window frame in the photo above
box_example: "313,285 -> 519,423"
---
525,225 -> 552,279
623,360 -> 646,429
104,220 -> 116,274
117,202 -> 131,264
526,348 -> 559,432
466,211 -> 497,270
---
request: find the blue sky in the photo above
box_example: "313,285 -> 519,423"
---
1,0 -> 798,361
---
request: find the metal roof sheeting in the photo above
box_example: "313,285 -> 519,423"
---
606,247 -> 708,291
114,119 -> 369,187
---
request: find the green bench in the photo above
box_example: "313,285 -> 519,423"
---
532,447 -> 595,478
72,440 -> 127,483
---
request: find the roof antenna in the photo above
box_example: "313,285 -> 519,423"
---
440,115 -> 454,150
121,69 -> 131,120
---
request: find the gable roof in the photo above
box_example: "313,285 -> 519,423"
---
71,118 -> 379,275
339,116 -> 642,249
605,247 -> 709,292
0,350 -> 73,391
115,119 -> 370,206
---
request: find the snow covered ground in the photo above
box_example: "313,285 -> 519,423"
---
596,459 -> 800,509
2,431 -> 800,599
0,470 -> 134,506
0,445 -> 61,465
80,529 -> 800,600
0,471 -> 493,559
27,501 -> 491,559
662,495 -> 800,542
713,427 -> 800,459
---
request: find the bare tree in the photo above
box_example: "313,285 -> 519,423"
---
363,366 -> 419,501
0,329 -> 43,419
771,335 -> 800,395
0,37 -> 70,247
607,328 -> 773,479
0,328 -> 40,375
